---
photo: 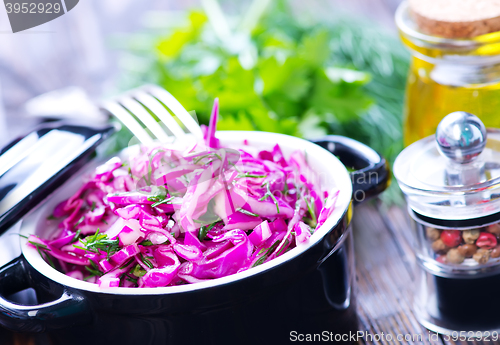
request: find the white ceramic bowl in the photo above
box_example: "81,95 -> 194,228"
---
20,131 -> 352,295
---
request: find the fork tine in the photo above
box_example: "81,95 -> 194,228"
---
119,97 -> 170,143
133,92 -> 186,138
101,101 -> 153,144
145,85 -> 204,139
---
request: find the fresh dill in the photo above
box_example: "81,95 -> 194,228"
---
74,229 -> 119,259
237,208 -> 259,218
259,181 -> 280,214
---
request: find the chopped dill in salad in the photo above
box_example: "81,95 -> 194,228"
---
28,100 -> 339,288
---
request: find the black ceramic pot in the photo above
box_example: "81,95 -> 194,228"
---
0,132 -> 389,345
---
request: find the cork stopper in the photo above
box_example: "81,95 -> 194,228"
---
409,0 -> 500,38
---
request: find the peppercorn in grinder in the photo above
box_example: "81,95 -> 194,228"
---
394,112 -> 500,334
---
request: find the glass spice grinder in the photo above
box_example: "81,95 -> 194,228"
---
394,111 -> 500,334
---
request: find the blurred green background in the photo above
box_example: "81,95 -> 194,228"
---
115,0 -> 409,202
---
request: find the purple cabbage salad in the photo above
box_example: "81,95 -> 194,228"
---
27,102 -> 340,288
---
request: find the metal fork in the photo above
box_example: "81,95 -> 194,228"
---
100,84 -> 204,144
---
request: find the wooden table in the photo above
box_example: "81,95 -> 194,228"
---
354,202 -> 439,345
3,201 -> 497,345
353,202 -> 500,345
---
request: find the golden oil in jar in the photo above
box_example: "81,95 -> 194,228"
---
396,2 -> 500,146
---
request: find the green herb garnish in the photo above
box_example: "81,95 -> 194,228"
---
35,246 -> 55,269
276,239 -> 290,256
151,196 -> 175,208
71,230 -> 81,244
237,208 -> 259,218
139,240 -> 154,246
74,216 -> 85,229
283,180 -> 289,194
305,196 -> 317,228
119,258 -> 135,269
132,264 -> 147,277
147,186 -> 168,203
259,181 -> 280,214
84,259 -> 103,277
139,239 -> 169,246
85,266 -> 103,277
75,229 -> 120,259
193,152 -> 222,165
198,226 -> 209,242
28,241 -> 50,251
21,236 -> 55,268
252,240 -> 280,268
139,253 -> 154,269
198,222 -> 219,241
237,173 -> 267,179
126,276 -> 138,284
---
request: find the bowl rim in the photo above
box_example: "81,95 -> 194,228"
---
19,131 -> 353,295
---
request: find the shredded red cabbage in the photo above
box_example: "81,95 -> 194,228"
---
28,105 -> 339,288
